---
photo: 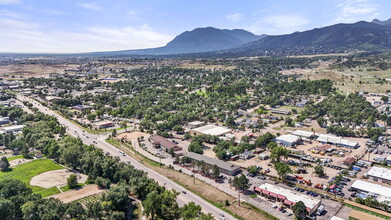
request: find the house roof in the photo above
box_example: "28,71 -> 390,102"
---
185,152 -> 240,172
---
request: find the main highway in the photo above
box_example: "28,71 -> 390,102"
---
16,94 -> 234,220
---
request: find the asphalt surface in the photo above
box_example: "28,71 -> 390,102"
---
17,95 -> 233,220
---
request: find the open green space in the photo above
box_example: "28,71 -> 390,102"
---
0,158 -> 64,197
7,155 -> 25,161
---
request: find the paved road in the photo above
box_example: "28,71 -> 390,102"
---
17,94 -> 233,220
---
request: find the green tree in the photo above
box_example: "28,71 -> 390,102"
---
381,95 -> 389,104
232,174 -> 249,206
255,132 -> 275,147
211,164 -> 220,180
67,174 -> 78,189
247,165 -> 259,175
274,162 -> 292,180
180,202 -> 201,219
0,157 -> 10,172
314,165 -> 325,176
270,146 -> 289,163
285,117 -> 293,126
292,201 -> 307,220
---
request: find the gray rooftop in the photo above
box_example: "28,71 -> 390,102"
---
186,152 -> 240,172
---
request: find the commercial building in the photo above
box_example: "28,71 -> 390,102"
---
3,125 -> 26,133
185,152 -> 241,176
149,135 -> 182,151
291,130 -> 316,139
316,134 -> 359,149
94,121 -> 114,129
351,180 -> 391,205
275,134 -> 301,147
366,166 -> 391,184
254,183 -> 321,215
187,121 -> 206,129
190,124 -> 232,136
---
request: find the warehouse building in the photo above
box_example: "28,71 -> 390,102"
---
190,124 -> 232,136
275,134 -> 301,147
366,166 -> 391,185
291,130 -> 317,139
185,152 -> 241,176
351,180 -> 391,206
187,121 -> 206,129
316,134 -> 359,148
3,125 -> 26,133
254,183 -> 321,215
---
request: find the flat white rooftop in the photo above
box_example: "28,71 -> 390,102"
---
366,166 -> 391,182
192,124 -> 231,136
258,183 -> 320,209
3,125 -> 26,132
351,180 -> 391,202
275,134 -> 300,144
291,130 -> 315,138
316,134 -> 358,147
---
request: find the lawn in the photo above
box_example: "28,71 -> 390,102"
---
0,158 -> 64,197
60,183 -> 84,192
7,155 -> 25,161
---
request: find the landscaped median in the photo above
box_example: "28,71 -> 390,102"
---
106,137 -> 280,220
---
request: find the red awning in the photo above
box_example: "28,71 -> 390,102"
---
254,187 -> 262,193
283,200 -> 294,206
277,194 -> 287,200
269,192 -> 278,198
261,189 -> 271,195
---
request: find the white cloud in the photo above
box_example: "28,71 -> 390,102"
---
77,3 -> 102,11
248,14 -> 310,35
0,18 -> 172,53
0,0 -> 20,5
333,0 -> 379,23
226,13 -> 243,22
0,10 -> 26,19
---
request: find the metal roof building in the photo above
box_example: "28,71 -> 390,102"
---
190,125 -> 232,136
351,180 -> 391,205
275,134 -> 301,146
291,130 -> 316,139
316,134 -> 359,148
185,152 -> 240,176
366,166 -> 391,184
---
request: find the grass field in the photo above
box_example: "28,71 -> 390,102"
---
7,155 -> 25,161
0,158 -> 64,197
60,183 -> 84,192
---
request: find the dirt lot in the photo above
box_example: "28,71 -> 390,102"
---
30,169 -> 88,188
0,64 -> 78,79
9,158 -> 33,167
49,184 -> 104,203
117,131 -> 149,141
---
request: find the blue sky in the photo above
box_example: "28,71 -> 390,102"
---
0,0 -> 389,53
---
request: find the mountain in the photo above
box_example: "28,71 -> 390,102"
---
226,20 -> 391,56
371,18 -> 391,26
91,27 -> 264,56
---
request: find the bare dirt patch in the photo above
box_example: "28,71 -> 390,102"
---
49,184 -> 104,203
9,158 -> 33,167
117,131 -> 149,141
30,169 -> 88,188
